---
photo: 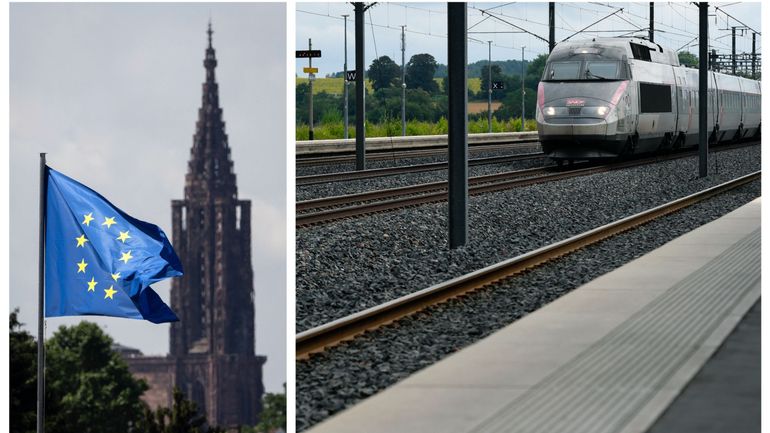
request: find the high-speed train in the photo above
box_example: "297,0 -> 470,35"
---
536,37 -> 761,160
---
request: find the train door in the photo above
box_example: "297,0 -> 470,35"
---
709,72 -> 718,142
737,79 -> 745,136
673,68 -> 687,136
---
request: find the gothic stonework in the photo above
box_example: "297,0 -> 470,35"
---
125,23 -> 265,429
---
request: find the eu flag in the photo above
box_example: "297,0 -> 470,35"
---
44,167 -> 182,323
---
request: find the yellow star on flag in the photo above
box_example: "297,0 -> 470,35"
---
102,216 -> 117,229
87,277 -> 97,292
75,234 -> 89,248
119,251 -> 133,264
116,231 -> 131,243
76,258 -> 88,273
104,286 -> 117,300
111,272 -> 121,281
82,213 -> 94,226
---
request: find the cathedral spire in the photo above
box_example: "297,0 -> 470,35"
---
185,22 -> 237,202
207,20 -> 213,48
137,22 -> 263,428
203,21 -> 217,81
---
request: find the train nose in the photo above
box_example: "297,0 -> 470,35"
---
537,97 -> 613,137
537,96 -> 624,159
538,117 -> 609,138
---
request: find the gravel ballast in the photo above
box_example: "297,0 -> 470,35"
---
297,154 -> 548,201
296,145 -> 760,332
296,178 -> 761,431
296,143 -> 542,177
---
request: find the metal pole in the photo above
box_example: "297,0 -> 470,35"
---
447,2 -> 467,249
699,2 -> 708,178
731,26 -> 736,75
549,2 -> 555,53
752,32 -> 756,79
649,2 -> 654,42
37,152 -> 47,433
343,15 -> 349,139
355,3 -> 366,170
401,25 -> 406,136
521,46 -> 525,131
308,38 -> 314,141
488,41 -> 492,133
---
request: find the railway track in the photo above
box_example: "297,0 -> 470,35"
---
296,138 -> 540,167
297,151 -> 545,186
295,170 -> 761,359
296,143 -> 757,227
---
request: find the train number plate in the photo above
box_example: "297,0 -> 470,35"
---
566,98 -> 586,107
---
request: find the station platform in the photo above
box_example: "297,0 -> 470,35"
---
307,198 -> 761,433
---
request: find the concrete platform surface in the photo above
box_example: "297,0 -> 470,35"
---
306,198 -> 760,433
646,300 -> 760,433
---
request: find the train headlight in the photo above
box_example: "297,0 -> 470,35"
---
545,106 -> 556,116
597,106 -> 609,116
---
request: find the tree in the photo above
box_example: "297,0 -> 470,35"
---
479,64 -> 505,100
44,321 -> 149,433
10,310 -> 37,433
295,82 -> 310,123
406,53 -> 439,94
439,77 -> 475,101
526,53 -> 547,78
253,385 -> 286,433
679,51 -> 699,68
523,54 -> 548,90
295,82 -> 344,126
368,56 -> 401,91
138,388 -> 224,433
496,85 -> 538,122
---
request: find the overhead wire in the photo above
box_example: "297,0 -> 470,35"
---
297,7 -> 538,55
368,8 -> 379,59
714,6 -> 760,35
298,3 -> 757,62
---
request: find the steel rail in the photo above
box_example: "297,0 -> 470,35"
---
296,142 -> 758,226
297,140 -> 541,167
295,166 -> 582,224
296,165 -> 554,212
297,152 -> 545,186
296,170 -> 761,359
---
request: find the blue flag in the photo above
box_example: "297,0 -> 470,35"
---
45,167 -> 182,323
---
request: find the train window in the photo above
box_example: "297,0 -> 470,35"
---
584,61 -> 618,79
630,43 -> 652,61
547,61 -> 581,80
640,82 -> 672,113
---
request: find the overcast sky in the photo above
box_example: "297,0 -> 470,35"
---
296,2 -> 761,76
10,3 -> 286,393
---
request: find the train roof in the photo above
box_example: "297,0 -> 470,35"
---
551,37 -> 680,67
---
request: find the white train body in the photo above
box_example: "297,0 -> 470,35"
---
536,37 -> 761,159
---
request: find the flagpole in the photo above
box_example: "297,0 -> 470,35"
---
37,153 -> 46,433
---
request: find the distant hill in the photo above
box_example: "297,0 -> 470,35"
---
467,59 -> 530,78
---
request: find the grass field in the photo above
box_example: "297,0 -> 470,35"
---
468,101 -> 503,114
296,117 -> 536,140
295,77 -> 371,95
296,77 -> 482,95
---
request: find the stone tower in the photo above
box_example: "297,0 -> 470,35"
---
167,23 -> 265,427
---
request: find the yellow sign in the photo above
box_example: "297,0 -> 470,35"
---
303,67 -> 319,74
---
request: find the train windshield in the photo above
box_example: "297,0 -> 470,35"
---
549,62 -> 581,80
585,61 -> 619,79
544,60 -> 625,81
